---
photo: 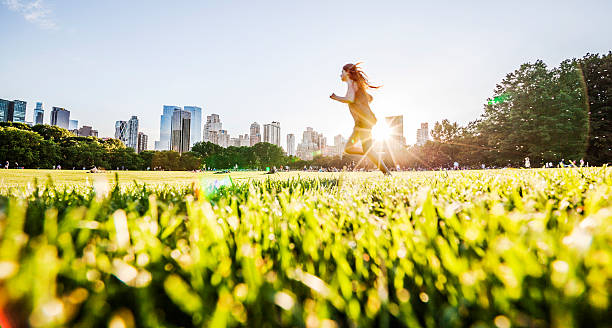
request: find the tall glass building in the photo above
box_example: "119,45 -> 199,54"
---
0,99 -> 26,123
0,99 -> 9,122
34,102 -> 44,125
158,105 -> 180,150
127,116 -> 139,150
171,109 -> 191,154
11,100 -> 26,123
183,106 -> 202,147
50,107 -> 70,129
115,121 -> 128,144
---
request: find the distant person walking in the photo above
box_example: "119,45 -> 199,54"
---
330,63 -> 390,175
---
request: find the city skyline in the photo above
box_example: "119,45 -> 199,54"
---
3,1 -> 610,147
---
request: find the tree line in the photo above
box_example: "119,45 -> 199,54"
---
0,122 -> 290,170
405,52 -> 611,169
1,52 -> 609,170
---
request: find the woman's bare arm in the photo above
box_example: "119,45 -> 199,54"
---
330,81 -> 356,103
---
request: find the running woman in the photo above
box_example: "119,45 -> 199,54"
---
330,63 -> 390,175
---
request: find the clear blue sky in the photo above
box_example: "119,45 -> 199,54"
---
2,0 -> 611,147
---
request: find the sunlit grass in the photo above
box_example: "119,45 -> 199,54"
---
0,168 -> 610,327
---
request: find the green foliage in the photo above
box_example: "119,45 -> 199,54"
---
0,127 -> 43,167
31,124 -> 73,140
0,121 -> 32,130
0,169 -> 610,327
410,52 -> 611,169
579,52 -> 612,165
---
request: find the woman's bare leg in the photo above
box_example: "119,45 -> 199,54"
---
359,129 -> 391,175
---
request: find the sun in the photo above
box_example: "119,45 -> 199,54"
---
371,121 -> 392,141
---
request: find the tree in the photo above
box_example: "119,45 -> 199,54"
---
579,52 -> 612,165
138,151 -> 156,170
0,122 -> 32,130
252,142 -> 286,169
179,152 -> 202,170
191,141 -> 223,159
431,120 -> 460,143
0,127 -> 43,168
31,124 -> 73,140
151,151 -> 181,170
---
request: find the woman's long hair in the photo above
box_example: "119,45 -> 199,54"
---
343,63 -> 381,90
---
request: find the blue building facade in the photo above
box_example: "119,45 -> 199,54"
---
183,106 -> 202,147
34,102 -> 44,125
157,105 -> 180,150
0,99 -> 26,123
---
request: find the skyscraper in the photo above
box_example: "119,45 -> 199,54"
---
157,105 -> 180,150
0,99 -> 9,122
239,134 -> 250,147
127,116 -> 139,150
171,109 -> 191,154
69,120 -> 79,130
263,121 -> 281,147
249,122 -> 261,146
296,127 -> 325,160
34,102 -> 44,125
137,132 -> 148,153
0,99 -> 27,123
203,114 -> 222,143
385,115 -> 406,146
183,106 -> 202,147
50,107 -> 70,129
115,121 -> 128,144
287,134 -> 296,156
333,134 -> 346,156
416,123 -> 430,146
11,100 -> 26,123
217,129 -> 230,148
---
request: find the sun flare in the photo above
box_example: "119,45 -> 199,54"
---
371,121 -> 392,141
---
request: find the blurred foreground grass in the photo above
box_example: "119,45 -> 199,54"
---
0,168 -> 610,327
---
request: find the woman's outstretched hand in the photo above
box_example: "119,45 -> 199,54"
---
330,93 -> 338,100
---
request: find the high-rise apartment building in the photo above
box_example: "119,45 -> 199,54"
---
296,127 -> 326,160
0,99 -> 27,123
183,106 -> 202,147
127,116 -> 139,150
171,109 -> 191,153
239,134 -> 250,147
217,129 -> 230,148
249,122 -> 261,146
203,114 -> 222,143
34,102 -> 44,125
263,121 -> 281,147
137,132 -> 148,153
50,107 -> 70,129
286,134 -> 296,156
115,120 -> 128,144
69,120 -> 79,130
416,122 -> 430,146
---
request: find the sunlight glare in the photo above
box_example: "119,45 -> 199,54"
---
372,121 -> 392,141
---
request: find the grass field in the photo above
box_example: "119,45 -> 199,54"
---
0,168 -> 610,327
0,169 -> 386,187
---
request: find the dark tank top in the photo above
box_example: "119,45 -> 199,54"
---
349,86 -> 377,128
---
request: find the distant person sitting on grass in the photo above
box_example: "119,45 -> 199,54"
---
330,63 -> 390,175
